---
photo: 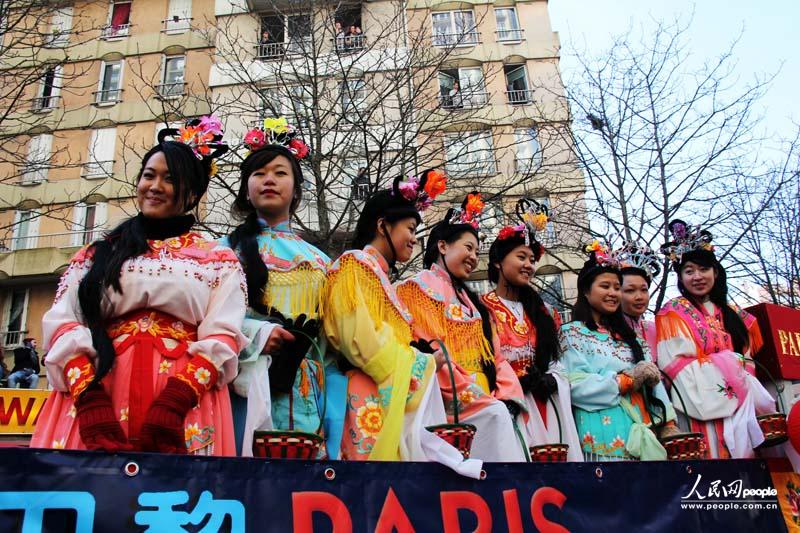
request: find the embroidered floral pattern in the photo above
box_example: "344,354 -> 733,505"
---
52,438 -> 66,449
119,407 -> 129,422
717,382 -> 737,399
355,400 -> 383,438
67,405 -> 76,418
194,367 -> 211,385
158,360 -> 172,374
66,367 -> 81,386
582,431 -> 595,446
459,389 -> 476,405
611,436 -> 626,449
602,416 -> 612,426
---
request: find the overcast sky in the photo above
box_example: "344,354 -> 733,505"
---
549,0 -> 799,147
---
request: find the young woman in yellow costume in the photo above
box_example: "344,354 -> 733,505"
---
396,193 -> 529,462
322,172 -> 482,476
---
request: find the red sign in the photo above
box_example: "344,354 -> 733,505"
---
747,303 -> 800,380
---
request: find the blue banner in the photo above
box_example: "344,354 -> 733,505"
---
0,448 -> 786,532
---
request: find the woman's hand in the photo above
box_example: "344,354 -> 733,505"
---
262,326 -> 295,355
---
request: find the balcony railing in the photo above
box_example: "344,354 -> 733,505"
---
100,24 -> 131,39
438,91 -> 489,110
44,31 -> 70,47
254,37 -> 312,60
445,159 -> 498,177
432,31 -> 480,47
82,160 -> 114,179
19,164 -> 48,185
1,229 -> 112,252
496,28 -> 525,42
155,82 -> 186,98
31,95 -> 61,112
506,89 -> 535,105
162,17 -> 192,34
333,34 -> 366,52
1,331 -> 28,349
514,156 -> 542,175
93,88 -> 123,105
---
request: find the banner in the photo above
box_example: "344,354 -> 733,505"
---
0,389 -> 49,434
0,449 -> 786,532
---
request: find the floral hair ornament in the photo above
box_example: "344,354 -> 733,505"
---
393,169 -> 448,212
497,198 -> 549,244
584,239 -> 624,269
617,240 -> 662,279
447,191 -> 485,230
157,115 -> 229,177
243,116 -> 310,160
659,219 -> 714,266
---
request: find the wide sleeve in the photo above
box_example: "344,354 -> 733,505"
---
641,338 -> 677,423
189,260 -> 249,387
41,251 -> 96,392
559,327 -> 621,412
655,311 -> 699,368
490,328 -> 527,411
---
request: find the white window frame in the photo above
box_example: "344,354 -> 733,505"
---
438,67 -> 488,109
48,7 -> 73,47
22,134 -> 53,184
340,79 -> 366,114
514,127 -> 542,174
84,128 -> 116,179
11,210 -> 40,250
505,64 -> 532,104
158,55 -> 186,98
3,288 -> 30,345
444,131 -> 497,177
103,0 -> 132,39
33,66 -> 62,111
495,8 -> 524,42
165,0 -> 192,34
71,202 -> 108,246
96,61 -> 124,105
431,10 -> 478,47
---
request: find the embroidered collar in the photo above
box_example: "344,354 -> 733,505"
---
257,217 -> 293,233
364,245 -> 390,274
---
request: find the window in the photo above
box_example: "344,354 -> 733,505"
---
12,210 -> 39,250
103,1 -> 131,39
333,8 -> 365,51
479,201 -> 504,252
153,121 -> 183,143
84,128 -> 116,178
159,55 -> 185,97
71,202 -> 108,246
48,7 -> 73,47
438,68 -> 487,109
445,131 -> 496,176
505,64 -> 532,104
96,61 -> 123,104
495,8 -> 523,42
257,14 -> 311,58
432,11 -> 478,46
514,127 -> 542,174
344,159 -> 369,201
22,134 -> 52,184
534,272 -> 567,319
165,0 -> 192,33
340,79 -> 366,114
532,196 -> 556,244
261,86 -> 312,128
33,66 -> 61,111
3,289 -> 29,347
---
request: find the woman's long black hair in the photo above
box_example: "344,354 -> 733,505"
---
78,141 -> 209,382
227,145 -> 304,316
676,250 -> 749,354
574,261 -> 667,427
425,223 -> 498,391
488,238 -> 559,374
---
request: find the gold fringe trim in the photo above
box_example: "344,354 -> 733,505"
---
322,255 -> 412,345
263,266 -> 326,319
396,282 -> 494,372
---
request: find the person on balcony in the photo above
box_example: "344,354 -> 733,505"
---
397,193 -> 530,462
31,116 -> 247,455
8,338 -> 40,389
482,199 -> 582,461
223,118 -> 330,458
561,242 -> 677,461
656,220 -> 774,458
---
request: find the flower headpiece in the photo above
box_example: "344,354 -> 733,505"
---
243,117 -> 310,160
660,219 -> 714,266
157,115 -> 229,177
497,198 -> 549,247
584,240 -> 624,269
617,241 -> 661,279
393,169 -> 447,212
446,191 -> 485,230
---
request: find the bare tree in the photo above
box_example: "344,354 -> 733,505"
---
538,17 -> 776,310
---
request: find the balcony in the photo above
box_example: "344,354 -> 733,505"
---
506,89 -> 535,105
496,29 -> 525,42
438,91 -> 489,110
254,37 -> 312,60
82,160 -> 114,179
162,17 -> 192,34
155,82 -> 186,99
100,24 -> 131,40
432,32 -> 480,47
333,34 -> 366,53
18,164 -> 48,185
93,89 -> 123,105
30,95 -> 61,112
